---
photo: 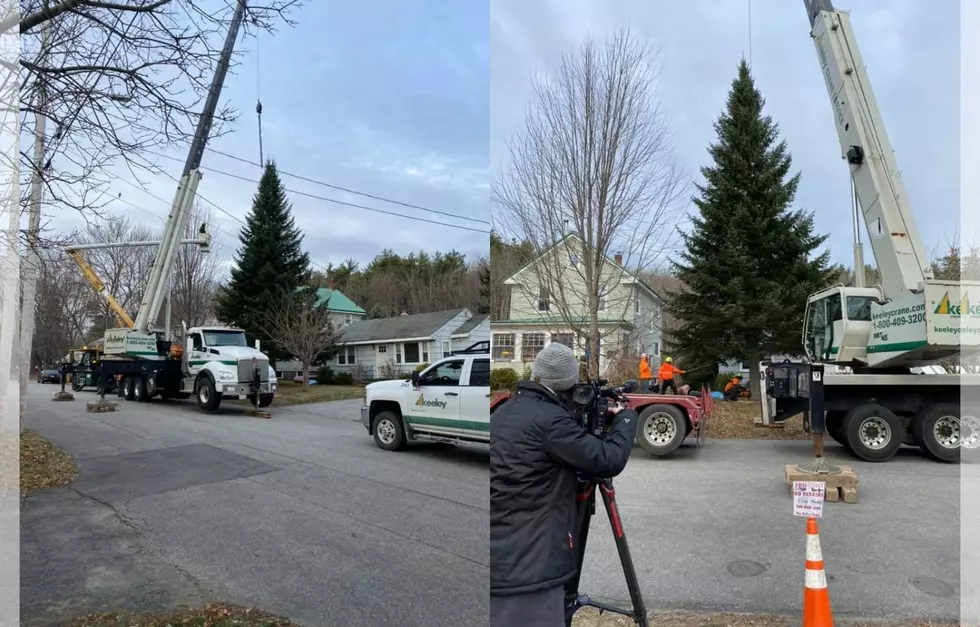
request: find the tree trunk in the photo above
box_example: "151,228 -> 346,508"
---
302,360 -> 311,388
748,354 -> 763,402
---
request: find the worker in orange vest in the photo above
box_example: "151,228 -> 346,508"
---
658,356 -> 685,395
638,353 -> 653,393
723,375 -> 744,401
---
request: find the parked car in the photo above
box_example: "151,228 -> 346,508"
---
39,369 -> 61,384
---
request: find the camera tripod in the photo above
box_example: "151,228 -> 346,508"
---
564,473 -> 649,627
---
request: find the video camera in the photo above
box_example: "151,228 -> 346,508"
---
569,378 -> 639,435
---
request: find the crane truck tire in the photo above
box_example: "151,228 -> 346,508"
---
145,372 -> 158,398
636,404 -> 688,456
825,411 -> 849,450
122,377 -> 135,401
913,403 -> 960,463
843,403 -> 903,462
133,376 -> 149,402
195,376 -> 221,412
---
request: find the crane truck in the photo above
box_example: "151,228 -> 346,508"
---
758,0 -> 980,464
94,0 -> 277,413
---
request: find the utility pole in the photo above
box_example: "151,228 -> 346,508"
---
19,21 -> 49,428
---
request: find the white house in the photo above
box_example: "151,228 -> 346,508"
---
333,308 -> 489,379
491,233 -> 664,375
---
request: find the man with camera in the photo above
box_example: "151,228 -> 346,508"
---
490,342 -> 641,627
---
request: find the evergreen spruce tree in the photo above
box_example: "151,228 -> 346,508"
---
665,59 -> 835,394
215,161 -> 312,365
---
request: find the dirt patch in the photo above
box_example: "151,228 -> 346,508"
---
72,603 -> 299,627
230,382 -> 364,407
707,399 -> 809,440
21,431 -> 78,494
571,607 -> 960,627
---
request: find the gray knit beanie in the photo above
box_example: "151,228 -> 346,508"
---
531,342 -> 580,392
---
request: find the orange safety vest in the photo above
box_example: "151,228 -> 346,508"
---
639,360 -> 652,379
658,362 -> 680,381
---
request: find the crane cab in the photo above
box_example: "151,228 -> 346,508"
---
803,284 -> 880,365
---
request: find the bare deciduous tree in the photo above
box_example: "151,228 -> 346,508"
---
10,0 -> 300,228
260,289 -> 339,388
171,202 -> 221,331
492,30 -> 685,376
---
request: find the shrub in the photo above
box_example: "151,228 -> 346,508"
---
316,366 -> 335,384
334,372 -> 354,385
414,363 -> 429,373
490,368 -> 519,391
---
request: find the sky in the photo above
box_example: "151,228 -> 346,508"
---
42,0 -> 959,280
48,0 -> 491,276
491,0 -> 961,270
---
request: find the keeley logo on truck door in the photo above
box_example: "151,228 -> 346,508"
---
934,292 -> 980,318
415,395 -> 447,410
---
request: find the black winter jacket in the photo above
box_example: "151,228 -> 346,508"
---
489,381 -> 639,597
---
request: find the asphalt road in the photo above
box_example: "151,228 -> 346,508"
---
578,437 -> 962,622
21,383 -> 488,627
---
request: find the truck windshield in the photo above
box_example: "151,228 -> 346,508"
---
204,331 -> 248,347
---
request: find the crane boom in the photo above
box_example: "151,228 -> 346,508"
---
133,0 -> 246,333
805,0 -> 934,299
66,250 -> 135,328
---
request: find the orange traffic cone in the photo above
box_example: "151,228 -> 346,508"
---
802,516 -> 834,627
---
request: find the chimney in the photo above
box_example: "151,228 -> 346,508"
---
614,252 -> 623,265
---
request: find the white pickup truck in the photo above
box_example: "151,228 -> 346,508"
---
361,342 -> 491,451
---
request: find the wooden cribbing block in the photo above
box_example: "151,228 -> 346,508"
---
785,464 -> 860,504
86,402 -> 117,413
245,408 -> 271,419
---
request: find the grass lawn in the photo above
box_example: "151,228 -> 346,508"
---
572,608 -> 959,626
21,431 -> 78,494
706,398 -> 809,440
73,603 -> 298,626
230,380 -> 364,407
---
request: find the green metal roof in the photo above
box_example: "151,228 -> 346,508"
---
314,288 -> 366,314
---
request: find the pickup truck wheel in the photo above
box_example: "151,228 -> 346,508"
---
914,403 -> 960,463
637,404 -> 687,457
122,377 -> 135,401
196,377 -> 221,412
844,403 -> 902,462
373,411 -> 406,451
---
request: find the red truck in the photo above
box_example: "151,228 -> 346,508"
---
490,385 -> 713,456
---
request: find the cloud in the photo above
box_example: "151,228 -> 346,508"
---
491,0 -> 959,267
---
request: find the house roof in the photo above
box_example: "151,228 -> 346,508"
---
314,288 -> 366,315
453,313 -> 488,335
503,232 -> 663,302
339,308 -> 469,344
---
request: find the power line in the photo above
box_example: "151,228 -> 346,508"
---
158,146 -> 490,227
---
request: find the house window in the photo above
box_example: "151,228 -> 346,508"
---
344,314 -> 352,326
442,340 -> 451,358
492,333 -> 515,360
422,344 -> 429,363
537,286 -> 550,312
634,297 -> 640,314
568,253 -> 579,268
403,342 -> 421,364
552,333 -> 574,349
522,332 -> 545,361
337,347 -> 356,365
378,345 -> 387,354
597,294 -> 607,312
652,342 -> 660,356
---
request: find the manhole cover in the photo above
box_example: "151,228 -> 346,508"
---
910,576 -> 954,598
727,560 -> 767,578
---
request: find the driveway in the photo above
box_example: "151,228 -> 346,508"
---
21,383 -> 488,627
579,438 -> 961,621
